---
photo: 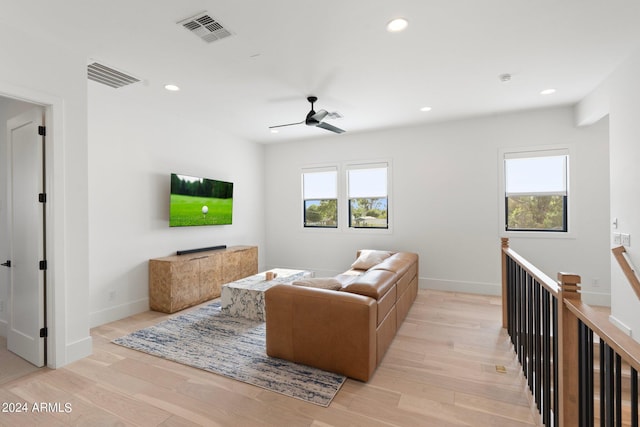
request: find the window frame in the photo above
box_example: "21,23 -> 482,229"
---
499,145 -> 574,238
300,159 -> 392,234
346,162 -> 390,230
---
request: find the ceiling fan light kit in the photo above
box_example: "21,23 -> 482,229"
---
269,96 -> 345,134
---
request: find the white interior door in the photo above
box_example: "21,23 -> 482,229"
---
6,108 -> 46,367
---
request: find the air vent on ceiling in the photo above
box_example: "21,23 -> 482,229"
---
178,12 -> 232,43
87,62 -> 140,88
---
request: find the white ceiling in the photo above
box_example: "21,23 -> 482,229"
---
3,1 -> 640,143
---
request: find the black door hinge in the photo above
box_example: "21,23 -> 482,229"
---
39,193 -> 47,203
39,260 -> 47,270
38,126 -> 46,136
40,327 -> 48,338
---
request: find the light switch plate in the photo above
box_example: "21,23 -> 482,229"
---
622,233 -> 631,247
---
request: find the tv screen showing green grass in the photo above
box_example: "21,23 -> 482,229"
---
170,173 -> 233,227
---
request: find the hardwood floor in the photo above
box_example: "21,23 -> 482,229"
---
0,290 -> 541,426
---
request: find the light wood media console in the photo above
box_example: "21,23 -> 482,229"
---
149,245 -> 258,313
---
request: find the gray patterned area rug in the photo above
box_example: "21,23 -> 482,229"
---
112,302 -> 345,407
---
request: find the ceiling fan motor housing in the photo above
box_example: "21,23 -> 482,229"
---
305,96 -> 319,125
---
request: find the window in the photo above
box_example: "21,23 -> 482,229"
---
504,149 -> 568,232
347,163 -> 388,229
302,167 -> 338,228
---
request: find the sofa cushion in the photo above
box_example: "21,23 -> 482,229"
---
292,277 -> 342,291
370,252 -> 418,276
342,270 -> 397,300
351,250 -> 393,270
334,273 -> 360,287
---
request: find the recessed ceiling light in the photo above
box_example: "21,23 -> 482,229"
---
270,129 -> 279,134
387,18 -> 408,33
420,106 -> 432,112
164,84 -> 180,91
540,88 -> 556,95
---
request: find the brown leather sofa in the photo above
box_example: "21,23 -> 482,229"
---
265,250 -> 419,381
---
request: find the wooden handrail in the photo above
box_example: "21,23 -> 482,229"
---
565,298 -> 640,373
612,245 -> 640,300
501,238 -> 560,296
501,237 -> 560,329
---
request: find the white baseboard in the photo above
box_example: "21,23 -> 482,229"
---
419,278 -> 612,306
420,277 -> 501,296
0,318 -> 6,337
90,298 -> 149,328
63,336 -> 93,367
609,314 -> 633,337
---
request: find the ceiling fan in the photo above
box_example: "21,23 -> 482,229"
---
269,96 -> 345,134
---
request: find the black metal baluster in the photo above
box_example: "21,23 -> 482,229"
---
518,264 -> 524,369
516,263 -> 523,365
606,343 -> 614,426
578,322 -> 595,427
553,297 -> 559,427
527,275 -> 534,392
507,258 -> 514,342
587,328 -> 594,427
601,340 -> 606,427
615,354 -> 621,427
542,289 -> 551,426
580,321 -> 587,427
632,367 -> 638,427
534,280 -> 541,412
518,269 -> 528,370
513,261 -> 518,356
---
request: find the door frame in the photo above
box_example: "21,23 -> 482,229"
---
0,82 -> 66,368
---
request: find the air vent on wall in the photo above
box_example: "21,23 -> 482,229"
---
178,12 -> 232,43
87,62 -> 140,88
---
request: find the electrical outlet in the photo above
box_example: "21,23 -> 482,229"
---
622,233 -> 631,247
592,278 -> 600,288
108,290 -> 116,301
613,233 -> 622,245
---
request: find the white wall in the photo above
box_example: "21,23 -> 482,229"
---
264,107 -> 610,304
0,21 -> 91,366
88,82 -> 266,327
604,48 -> 640,338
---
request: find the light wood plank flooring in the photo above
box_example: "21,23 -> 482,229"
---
0,290 -> 541,426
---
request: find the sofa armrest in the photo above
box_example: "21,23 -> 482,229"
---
265,284 -> 377,382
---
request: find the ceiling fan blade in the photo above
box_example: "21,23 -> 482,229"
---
268,120 -> 304,129
316,121 -> 346,134
311,109 -> 328,122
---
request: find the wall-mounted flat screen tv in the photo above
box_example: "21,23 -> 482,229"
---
170,173 -> 233,227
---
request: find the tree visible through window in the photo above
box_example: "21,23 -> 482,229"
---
347,164 -> 388,229
504,151 -> 568,232
302,168 -> 338,228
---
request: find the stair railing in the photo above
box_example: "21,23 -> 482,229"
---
501,238 -> 640,426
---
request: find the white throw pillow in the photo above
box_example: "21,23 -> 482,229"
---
350,250 -> 392,270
